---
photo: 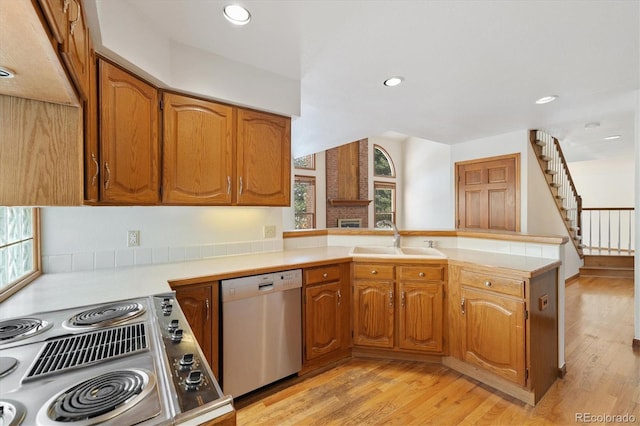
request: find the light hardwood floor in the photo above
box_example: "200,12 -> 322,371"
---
236,276 -> 639,425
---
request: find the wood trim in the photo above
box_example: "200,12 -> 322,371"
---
582,207 -> 634,211
283,229 -> 328,238
633,339 -> 640,349
558,363 -> 567,378
327,199 -> 372,207
565,273 -> 580,286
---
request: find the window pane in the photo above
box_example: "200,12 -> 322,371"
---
374,182 -> 395,228
0,207 -> 37,294
294,154 -> 315,170
294,176 -> 316,229
374,146 -> 394,177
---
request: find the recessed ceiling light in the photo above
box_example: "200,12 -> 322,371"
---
535,95 -> 558,104
223,4 -> 251,25
584,122 -> 600,129
603,135 -> 621,140
0,66 -> 15,79
383,76 -> 404,87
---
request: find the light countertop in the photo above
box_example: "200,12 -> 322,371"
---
0,246 -> 560,320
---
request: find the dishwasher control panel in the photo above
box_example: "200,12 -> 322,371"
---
221,269 -> 302,302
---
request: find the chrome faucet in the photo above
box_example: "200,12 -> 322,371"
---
379,220 -> 400,248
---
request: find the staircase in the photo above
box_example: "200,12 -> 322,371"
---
530,130 -> 635,278
529,130 -> 584,257
580,254 -> 634,278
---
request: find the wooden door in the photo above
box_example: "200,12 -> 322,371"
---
398,282 -> 443,352
456,154 -> 519,231
236,108 -> 291,206
305,281 -> 342,360
174,283 -> 218,378
99,60 -> 159,204
162,93 -> 233,204
61,0 -> 90,99
353,280 -> 394,348
460,287 -> 526,385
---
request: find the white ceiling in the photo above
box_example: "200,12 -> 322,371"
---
98,0 -> 638,162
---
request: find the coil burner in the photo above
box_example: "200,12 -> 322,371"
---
65,302 -> 145,328
37,368 -> 156,425
0,318 -> 52,345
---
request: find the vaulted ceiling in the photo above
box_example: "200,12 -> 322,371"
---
88,0 -> 639,162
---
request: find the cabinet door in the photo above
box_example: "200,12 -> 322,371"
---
236,109 -> 291,206
84,41 -> 99,202
99,60 -> 159,204
61,0 -> 90,99
174,284 -> 217,378
37,0 -> 68,45
398,282 -> 443,352
162,93 -> 233,204
305,281 -> 342,360
353,280 -> 394,348
461,287 -> 526,385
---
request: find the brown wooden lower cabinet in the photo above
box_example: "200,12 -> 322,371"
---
352,262 -> 446,355
172,281 -> 220,379
447,263 -> 558,405
302,262 -> 351,373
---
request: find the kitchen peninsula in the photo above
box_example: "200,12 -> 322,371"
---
1,229 -> 566,406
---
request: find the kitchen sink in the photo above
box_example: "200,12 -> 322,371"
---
349,246 -> 447,259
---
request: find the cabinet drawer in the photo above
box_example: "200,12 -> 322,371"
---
398,266 -> 445,282
460,269 -> 524,298
305,265 -> 341,285
353,264 -> 395,280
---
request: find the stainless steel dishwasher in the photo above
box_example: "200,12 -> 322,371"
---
221,269 -> 302,397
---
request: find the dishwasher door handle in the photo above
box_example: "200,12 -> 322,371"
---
258,283 -> 274,291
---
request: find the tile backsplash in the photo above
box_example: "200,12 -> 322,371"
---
42,239 -> 284,273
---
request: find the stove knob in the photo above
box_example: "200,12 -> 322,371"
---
167,319 -> 179,331
179,353 -> 195,369
162,304 -> 173,315
162,297 -> 172,306
171,329 -> 183,342
185,370 -> 203,390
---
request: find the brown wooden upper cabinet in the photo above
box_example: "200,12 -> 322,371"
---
236,109 -> 291,206
39,0 -> 91,100
456,153 -> 520,231
99,60 -> 160,204
162,93 -> 234,205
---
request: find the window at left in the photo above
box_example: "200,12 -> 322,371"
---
0,207 -> 40,302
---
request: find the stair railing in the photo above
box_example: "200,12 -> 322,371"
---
581,207 -> 635,255
530,130 -> 583,255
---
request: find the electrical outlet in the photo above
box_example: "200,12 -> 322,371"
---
263,225 -> 276,239
127,230 -> 140,247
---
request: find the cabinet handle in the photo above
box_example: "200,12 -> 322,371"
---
227,176 -> 231,195
63,0 -> 70,13
322,272 -> 328,278
389,290 -> 394,307
484,281 -> 492,288
239,176 -> 243,195
418,272 -> 425,278
337,290 -> 341,306
461,297 -> 466,315
401,291 -> 406,308
70,0 -> 81,35
90,153 -> 99,187
205,299 -> 210,320
104,162 -> 111,189
371,270 -> 378,275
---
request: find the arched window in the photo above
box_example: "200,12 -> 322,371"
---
373,145 -> 396,228
374,145 -> 395,177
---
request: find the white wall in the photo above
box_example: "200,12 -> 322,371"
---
635,87 -> 640,343
41,206 -> 284,273
568,158 -> 635,207
402,137 -> 453,229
